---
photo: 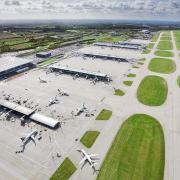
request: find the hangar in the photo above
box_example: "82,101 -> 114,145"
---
0,99 -> 60,129
0,56 -> 35,79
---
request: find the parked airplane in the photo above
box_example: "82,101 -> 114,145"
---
57,89 -> 69,97
48,97 -> 59,106
20,130 -> 38,152
39,77 -> 47,83
75,103 -> 88,116
78,149 -> 99,170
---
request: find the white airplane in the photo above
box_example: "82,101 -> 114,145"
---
20,130 -> 38,152
78,149 -> 99,170
75,103 -> 88,116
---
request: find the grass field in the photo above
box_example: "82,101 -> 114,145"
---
127,73 -> 136,78
173,31 -> 180,50
50,158 -> 76,180
163,31 -> 171,36
147,43 -> 155,49
0,37 -> 28,46
177,76 -> 180,87
148,58 -> 176,74
155,50 -> 174,57
161,36 -> 171,41
114,89 -> 125,96
137,75 -> 168,106
97,114 -> 165,180
123,81 -> 133,86
142,49 -> 151,54
96,109 -> 112,120
132,65 -> 139,69
151,32 -> 160,42
80,131 -> 100,148
138,62 -> 144,65
157,40 -> 173,50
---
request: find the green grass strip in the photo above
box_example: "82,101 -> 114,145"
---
155,51 -> 174,57
123,81 -> 133,86
96,109 -> 112,120
114,89 -> 125,96
50,158 -> 76,180
80,131 -> 100,148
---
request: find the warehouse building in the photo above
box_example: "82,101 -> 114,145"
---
0,57 -> 35,80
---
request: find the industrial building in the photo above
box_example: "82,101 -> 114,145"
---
0,57 -> 35,80
0,99 -> 60,129
36,52 -> 52,58
94,42 -> 144,50
49,65 -> 111,82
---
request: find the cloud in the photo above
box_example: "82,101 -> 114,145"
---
0,0 -> 179,20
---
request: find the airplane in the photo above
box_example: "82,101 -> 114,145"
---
75,103 -> 88,116
57,89 -> 69,97
20,130 -> 38,152
39,77 -> 47,83
48,97 -> 59,107
77,149 -> 99,171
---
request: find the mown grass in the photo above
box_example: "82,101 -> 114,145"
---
173,31 -> 180,50
114,89 -> 125,96
50,158 -> 76,180
127,73 -> 136,78
151,32 -> 160,42
147,43 -> 155,49
137,75 -> 168,106
155,50 -> 174,57
148,58 -> 176,74
161,36 -> 171,41
96,109 -> 112,120
177,76 -> 180,87
132,65 -> 139,69
142,49 -> 151,54
97,114 -> 165,180
157,40 -> 173,50
138,62 -> 144,65
123,81 -> 133,86
80,131 -> 100,148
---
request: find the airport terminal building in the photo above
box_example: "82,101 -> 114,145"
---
0,56 -> 35,80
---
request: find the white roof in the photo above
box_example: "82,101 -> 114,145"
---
50,65 -> 108,77
0,99 -> 59,128
0,56 -> 33,73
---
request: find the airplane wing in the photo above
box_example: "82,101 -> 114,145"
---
81,160 -> 88,170
79,157 -> 86,165
89,154 -> 98,157
30,136 -> 36,146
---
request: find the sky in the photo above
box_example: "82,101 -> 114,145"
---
0,0 -> 180,21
